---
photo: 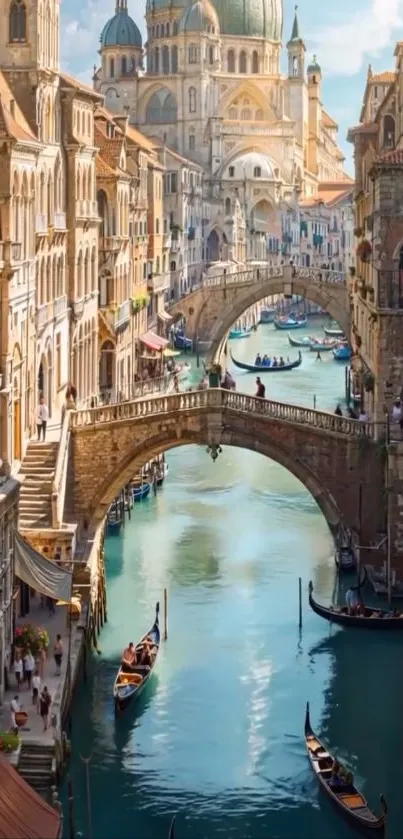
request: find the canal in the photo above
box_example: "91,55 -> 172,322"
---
64,321 -> 403,839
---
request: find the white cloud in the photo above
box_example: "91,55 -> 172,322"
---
60,0 -> 118,70
308,0 -> 403,75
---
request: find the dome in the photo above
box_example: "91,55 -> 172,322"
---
213,0 -> 282,39
178,0 -> 219,33
100,3 -> 142,48
224,152 -> 278,180
307,55 -> 321,74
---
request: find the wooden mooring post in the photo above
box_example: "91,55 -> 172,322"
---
298,577 -> 302,629
163,587 -> 168,641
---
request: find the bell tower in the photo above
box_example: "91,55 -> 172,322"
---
287,6 -> 305,80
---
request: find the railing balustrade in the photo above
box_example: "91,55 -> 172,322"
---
70,387 -> 373,439
201,265 -> 345,291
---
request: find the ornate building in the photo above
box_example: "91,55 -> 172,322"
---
94,1 -> 351,265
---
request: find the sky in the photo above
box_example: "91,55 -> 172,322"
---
60,0 -> 403,174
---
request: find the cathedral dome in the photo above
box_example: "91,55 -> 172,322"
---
224,151 -> 277,180
178,0 -> 219,33
100,2 -> 142,48
213,0 -> 282,39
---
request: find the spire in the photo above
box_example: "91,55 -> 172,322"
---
291,5 -> 299,40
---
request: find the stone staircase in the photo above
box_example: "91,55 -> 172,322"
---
18,742 -> 55,792
19,442 -> 58,529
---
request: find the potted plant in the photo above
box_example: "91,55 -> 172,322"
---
14,624 -> 49,657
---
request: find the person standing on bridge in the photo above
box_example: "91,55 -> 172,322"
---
255,377 -> 265,398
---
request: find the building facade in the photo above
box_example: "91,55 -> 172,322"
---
0,477 -> 19,702
94,1 -> 352,269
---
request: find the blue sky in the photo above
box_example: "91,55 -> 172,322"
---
60,0 -> 403,174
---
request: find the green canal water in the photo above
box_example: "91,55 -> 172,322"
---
63,321 -> 403,839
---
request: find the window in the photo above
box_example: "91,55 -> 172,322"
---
162,45 -> 169,73
239,51 -> 247,73
165,22 -> 170,36
170,261 -> 176,271
121,55 -> 127,75
227,49 -> 235,72
252,51 -> 259,74
173,21 -> 178,35
156,218 -> 159,234
209,46 -> 214,65
55,333 -> 61,389
253,167 -> 262,178
189,134 -> 195,151
109,58 -> 114,78
154,47 -> 160,73
9,0 -> 26,42
241,108 -> 251,120
229,166 -> 235,177
189,43 -> 198,64
189,86 -> 196,113
225,197 -> 231,215
171,173 -> 177,193
229,107 -> 237,119
171,45 -> 178,73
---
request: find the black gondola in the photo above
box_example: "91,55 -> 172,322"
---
230,350 -> 302,373
308,581 -> 403,629
114,603 -> 160,713
305,702 -> 386,836
335,545 -> 357,573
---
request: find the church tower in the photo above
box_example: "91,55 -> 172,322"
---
286,6 -> 307,148
307,55 -> 322,176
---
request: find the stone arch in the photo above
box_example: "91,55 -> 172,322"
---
383,113 -> 395,148
219,83 -> 270,121
143,86 -> 178,124
99,339 -> 115,395
97,189 -> 108,236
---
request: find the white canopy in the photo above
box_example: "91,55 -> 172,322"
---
14,532 -> 73,603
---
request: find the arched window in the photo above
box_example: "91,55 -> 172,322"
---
239,51 -> 247,73
225,197 -> 231,215
121,55 -> 127,75
165,22 -> 170,36
162,45 -> 169,73
229,107 -> 237,119
156,24 -> 160,37
209,46 -> 214,65
383,114 -> 395,148
171,45 -> 178,73
109,57 -> 114,78
173,21 -> 178,35
227,49 -> 235,72
253,166 -> 262,178
188,43 -> 198,64
241,108 -> 251,120
154,47 -> 160,73
146,88 -> 178,124
252,51 -> 259,73
189,86 -> 196,113
256,109 -> 263,120
9,0 -> 26,42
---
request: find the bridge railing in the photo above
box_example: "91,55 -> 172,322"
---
201,265 -> 345,290
70,388 -> 374,438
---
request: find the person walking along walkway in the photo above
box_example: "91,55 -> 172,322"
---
36,396 -> 49,441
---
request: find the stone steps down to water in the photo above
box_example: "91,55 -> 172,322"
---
18,742 -> 55,791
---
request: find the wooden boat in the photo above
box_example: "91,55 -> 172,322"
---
324,325 -> 344,338
106,504 -> 122,535
114,603 -> 160,714
228,327 -> 252,339
309,339 -> 338,352
288,333 -> 312,348
259,307 -> 276,323
230,350 -> 302,373
333,344 -> 352,361
308,580 -> 403,629
174,332 -> 192,351
335,545 -> 357,573
131,480 -> 151,502
305,702 -> 386,836
274,316 -> 307,330
156,462 -> 169,487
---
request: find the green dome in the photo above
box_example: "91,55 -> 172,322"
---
100,6 -> 142,48
213,0 -> 282,39
178,0 -> 219,33
307,55 -> 321,73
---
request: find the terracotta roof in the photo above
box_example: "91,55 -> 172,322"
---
347,122 -> 379,142
299,198 -> 322,208
94,125 -> 125,172
375,148 -> 403,165
0,72 -> 38,143
60,72 -> 102,101
370,71 -> 395,83
322,110 -> 338,129
0,752 -> 61,839
125,124 -> 156,153
318,185 -> 353,206
95,154 -> 115,177
148,137 -> 204,169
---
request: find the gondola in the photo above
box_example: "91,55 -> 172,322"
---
259,307 -> 276,323
156,462 -> 169,487
130,479 -> 151,502
324,325 -> 344,338
333,345 -> 352,361
230,350 -> 302,373
114,603 -> 160,714
274,316 -> 307,330
106,504 -> 123,535
335,545 -> 357,573
228,327 -> 252,339
173,332 -> 192,351
309,340 -> 338,352
288,333 -> 312,348
308,580 -> 403,628
304,702 -> 386,836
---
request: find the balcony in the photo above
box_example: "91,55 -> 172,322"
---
54,294 -> 68,319
147,273 -> 171,294
35,214 -> 47,236
99,236 -> 121,253
72,298 -> 85,319
115,299 -> 131,329
76,200 -> 98,220
163,233 -> 172,250
35,302 -> 53,330
53,212 -> 67,230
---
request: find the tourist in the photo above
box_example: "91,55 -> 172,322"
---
14,651 -> 23,691
279,356 -> 285,367
392,398 -> 402,423
334,404 -> 343,416
36,396 -> 49,441
255,377 -> 265,398
254,353 -> 262,366
10,695 -> 20,734
316,350 -> 322,362
173,374 -> 179,393
39,686 -> 51,731
347,406 -> 358,419
345,587 -> 359,615
121,642 -> 137,670
272,357 -> 278,368
53,634 -> 63,676
32,669 -> 41,710
23,647 -> 35,689
66,382 -> 77,403
358,410 -> 369,421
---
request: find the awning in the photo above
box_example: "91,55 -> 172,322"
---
140,331 -> 168,351
163,348 -> 180,358
14,532 -> 73,603
0,752 -> 61,838
158,310 -> 173,322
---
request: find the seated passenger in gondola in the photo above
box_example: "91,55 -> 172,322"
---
262,354 -> 270,366
272,357 -> 278,368
279,356 -> 285,366
121,642 -> 137,672
255,353 -> 262,366
139,636 -> 154,668
329,761 -> 343,787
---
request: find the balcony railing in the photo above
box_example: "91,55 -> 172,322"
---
115,299 -> 131,329
76,200 -> 98,219
147,273 -> 171,294
54,294 -> 68,318
35,214 -> 47,235
100,236 -> 121,253
35,302 -> 53,330
53,212 -> 67,230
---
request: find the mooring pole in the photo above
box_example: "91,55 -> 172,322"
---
298,577 -> 302,630
163,587 -> 168,641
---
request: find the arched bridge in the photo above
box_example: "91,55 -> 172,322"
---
68,389 -> 383,543
169,265 -> 350,363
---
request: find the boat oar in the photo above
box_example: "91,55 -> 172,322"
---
168,815 -> 176,838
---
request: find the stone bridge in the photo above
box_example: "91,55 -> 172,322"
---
169,265 -> 350,363
68,389 -> 384,546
